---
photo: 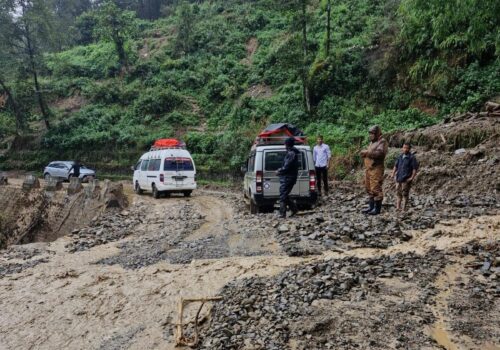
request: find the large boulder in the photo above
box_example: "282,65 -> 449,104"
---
45,176 -> 63,192
67,177 -> 83,195
22,175 -> 40,191
102,180 -> 128,209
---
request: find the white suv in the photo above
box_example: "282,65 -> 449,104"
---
242,144 -> 318,214
133,148 -> 197,198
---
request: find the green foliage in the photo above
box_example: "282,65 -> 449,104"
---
1,0 -> 498,175
46,43 -> 120,79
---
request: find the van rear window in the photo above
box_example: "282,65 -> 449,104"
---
164,157 -> 194,171
264,151 -> 304,171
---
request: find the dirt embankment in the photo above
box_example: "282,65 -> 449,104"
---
0,178 -> 128,250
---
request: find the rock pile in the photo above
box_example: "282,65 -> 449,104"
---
66,207 -> 144,252
98,202 -> 204,268
201,250 -> 446,349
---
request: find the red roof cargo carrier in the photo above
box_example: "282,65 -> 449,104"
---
253,123 -> 306,149
151,138 -> 186,150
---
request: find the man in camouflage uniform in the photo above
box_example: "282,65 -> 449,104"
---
360,125 -> 388,215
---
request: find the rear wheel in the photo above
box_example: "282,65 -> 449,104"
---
134,182 -> 143,195
152,184 -> 160,199
183,191 -> 192,197
250,199 -> 259,214
44,173 -> 51,180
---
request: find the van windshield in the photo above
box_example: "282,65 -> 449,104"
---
164,157 -> 194,171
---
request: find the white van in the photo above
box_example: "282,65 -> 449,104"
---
133,148 -> 197,198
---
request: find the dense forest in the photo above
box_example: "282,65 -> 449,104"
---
0,0 -> 499,178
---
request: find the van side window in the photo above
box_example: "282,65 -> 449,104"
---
148,159 -> 161,171
140,160 -> 149,171
248,155 -> 255,172
164,158 -> 194,171
264,151 -> 304,171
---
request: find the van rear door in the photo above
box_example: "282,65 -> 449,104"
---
164,157 -> 195,188
262,150 -> 305,197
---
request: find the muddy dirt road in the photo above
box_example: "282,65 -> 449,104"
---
0,175 -> 499,349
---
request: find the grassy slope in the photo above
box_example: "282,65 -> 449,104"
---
1,0 -> 498,177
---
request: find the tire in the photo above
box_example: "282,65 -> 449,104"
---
183,191 -> 192,197
260,205 -> 275,213
152,184 -> 160,199
164,192 -> 171,198
134,181 -> 143,195
250,199 -> 259,214
44,173 -> 51,180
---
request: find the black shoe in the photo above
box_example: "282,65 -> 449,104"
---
368,200 -> 382,215
362,198 -> 375,214
289,200 -> 298,217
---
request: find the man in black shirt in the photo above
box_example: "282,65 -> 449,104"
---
391,143 -> 419,211
276,137 -> 299,219
69,160 -> 81,180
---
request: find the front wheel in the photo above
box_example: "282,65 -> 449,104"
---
183,191 -> 192,197
44,173 -> 51,180
134,182 -> 143,195
152,184 -> 160,199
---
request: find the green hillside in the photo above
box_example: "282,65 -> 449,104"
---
0,0 -> 498,177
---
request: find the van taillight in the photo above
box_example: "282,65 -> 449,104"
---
160,174 -> 164,182
256,171 -> 263,193
309,170 -> 316,192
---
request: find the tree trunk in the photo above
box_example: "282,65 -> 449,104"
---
0,77 -> 24,133
326,0 -> 331,56
301,0 -> 311,114
24,20 -> 50,129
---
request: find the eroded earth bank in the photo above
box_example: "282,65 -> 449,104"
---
0,116 -> 499,350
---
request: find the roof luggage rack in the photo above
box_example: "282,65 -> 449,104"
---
253,135 -> 307,147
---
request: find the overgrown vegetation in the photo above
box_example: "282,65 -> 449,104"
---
0,0 -> 498,177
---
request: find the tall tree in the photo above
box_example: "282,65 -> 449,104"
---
0,2 -> 24,133
174,1 -> 195,55
94,1 -> 137,72
300,0 -> 311,114
325,0 -> 331,56
1,0 -> 56,130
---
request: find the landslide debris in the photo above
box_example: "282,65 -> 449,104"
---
201,250 -> 446,349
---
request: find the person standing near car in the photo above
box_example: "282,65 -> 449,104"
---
69,160 -> 81,180
360,125 -> 388,215
391,142 -> 418,211
276,137 -> 300,219
313,135 -> 331,196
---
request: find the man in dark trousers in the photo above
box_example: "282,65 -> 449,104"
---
276,137 -> 300,218
69,160 -> 81,180
391,143 -> 419,211
360,125 -> 388,215
313,135 -> 331,196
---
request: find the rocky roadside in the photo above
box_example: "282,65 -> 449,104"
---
200,250 -> 447,349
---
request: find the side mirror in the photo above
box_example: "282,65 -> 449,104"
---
131,166 -> 135,171
240,165 -> 247,174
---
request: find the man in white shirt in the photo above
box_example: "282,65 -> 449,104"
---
313,135 -> 331,196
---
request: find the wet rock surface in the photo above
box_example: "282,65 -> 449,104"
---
449,240 -> 500,343
200,250 -> 446,349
